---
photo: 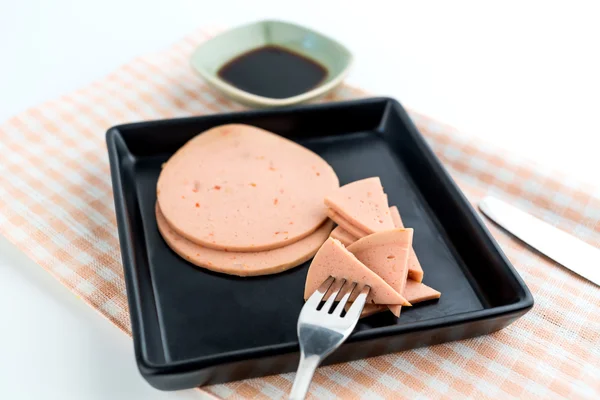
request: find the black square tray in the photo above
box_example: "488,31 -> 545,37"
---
107,98 -> 533,390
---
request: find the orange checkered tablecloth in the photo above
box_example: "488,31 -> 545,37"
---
0,27 -> 599,399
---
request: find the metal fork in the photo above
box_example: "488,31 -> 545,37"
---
289,277 -> 370,400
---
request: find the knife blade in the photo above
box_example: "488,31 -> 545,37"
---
479,196 -> 600,287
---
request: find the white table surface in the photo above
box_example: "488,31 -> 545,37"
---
1,1 -> 599,398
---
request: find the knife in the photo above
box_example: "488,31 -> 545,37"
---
479,196 -> 600,287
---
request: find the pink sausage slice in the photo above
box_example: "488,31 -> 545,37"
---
329,226 -> 357,246
304,238 -> 410,305
358,281 -> 441,317
324,177 -> 394,234
328,206 -> 424,282
389,205 -> 402,227
156,203 -> 333,276
358,304 -> 387,318
326,209 -> 368,239
347,229 -> 413,317
157,124 -> 339,252
404,280 -> 441,303
389,206 -> 424,282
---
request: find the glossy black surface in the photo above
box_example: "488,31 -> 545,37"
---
107,98 -> 533,390
217,45 -> 327,99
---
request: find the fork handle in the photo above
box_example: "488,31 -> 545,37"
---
289,354 -> 321,400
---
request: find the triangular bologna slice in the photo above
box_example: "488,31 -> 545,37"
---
359,304 -> 387,318
327,209 -> 368,239
389,206 -> 424,282
347,229 -> 413,317
329,206 -> 425,282
304,238 -> 410,306
404,280 -> 440,303
330,226 -> 358,247
354,281 -> 441,317
389,205 -> 403,228
325,177 -> 394,234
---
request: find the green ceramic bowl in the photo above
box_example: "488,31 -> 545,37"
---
190,20 -> 353,108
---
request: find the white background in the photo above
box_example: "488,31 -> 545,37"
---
1,1 -> 599,399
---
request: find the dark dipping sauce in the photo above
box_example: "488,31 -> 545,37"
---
217,45 -> 328,99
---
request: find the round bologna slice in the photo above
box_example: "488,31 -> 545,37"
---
157,124 -> 339,252
156,203 -> 334,276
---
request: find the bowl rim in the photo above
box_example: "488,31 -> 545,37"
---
189,19 -> 354,107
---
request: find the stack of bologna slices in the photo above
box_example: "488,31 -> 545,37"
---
156,124 -> 439,318
304,177 -> 441,318
155,124 -> 339,276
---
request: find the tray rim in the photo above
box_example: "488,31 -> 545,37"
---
106,97 -> 534,378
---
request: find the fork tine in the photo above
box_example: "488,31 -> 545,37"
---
304,276 -> 335,309
332,282 -> 357,316
321,278 -> 346,313
344,285 -> 371,319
